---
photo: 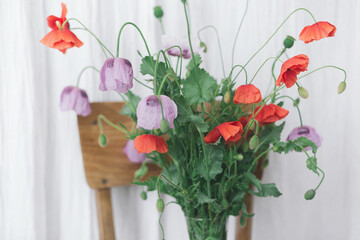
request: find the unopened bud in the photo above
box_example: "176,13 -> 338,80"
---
272,145 -> 278,152
167,68 -> 175,82
298,86 -> 309,99
235,154 -> 244,161
141,191 -> 147,200
304,189 -> 316,200
98,134 -> 107,147
224,91 -> 231,103
337,81 -> 346,94
153,6 -> 164,19
283,35 -> 295,49
156,198 -> 165,213
200,41 -> 207,53
160,119 -> 170,133
249,121 -> 256,131
249,135 -> 259,150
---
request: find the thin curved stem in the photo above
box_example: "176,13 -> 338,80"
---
234,8 -> 317,80
164,46 -> 183,77
297,65 -> 347,82
76,66 -> 99,87
249,57 -> 284,84
134,77 -> 153,90
63,18 -> 114,57
229,64 -> 248,85
231,0 -> 250,68
275,95 -> 303,126
97,114 -> 129,135
198,25 -> 226,77
71,28 -> 109,57
116,22 -> 151,57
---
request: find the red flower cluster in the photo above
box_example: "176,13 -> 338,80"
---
251,104 -> 289,126
276,55 -> 309,88
40,3 -> 83,53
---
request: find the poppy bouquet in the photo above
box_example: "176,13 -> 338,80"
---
41,2 -> 347,239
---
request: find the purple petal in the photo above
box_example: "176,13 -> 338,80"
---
60,86 -> 91,117
123,140 -> 147,163
99,58 -> 133,93
136,95 -> 178,130
287,125 -> 322,150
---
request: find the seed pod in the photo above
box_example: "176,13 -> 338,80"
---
249,135 -> 259,150
153,6 -> 164,19
235,154 -> 244,161
298,86 -> 309,99
304,189 -> 316,200
157,198 -> 165,213
160,119 -> 170,133
141,191 -> 147,200
283,35 -> 295,49
98,134 -> 107,147
224,91 -> 231,103
337,81 -> 346,94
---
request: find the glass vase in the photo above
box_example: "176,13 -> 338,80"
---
185,215 -> 228,240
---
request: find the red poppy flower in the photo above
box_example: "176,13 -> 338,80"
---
40,3 -> 83,53
233,84 -> 262,104
134,135 -> 168,153
204,121 -> 243,144
251,104 -> 289,126
299,21 -> 336,44
276,54 -> 309,88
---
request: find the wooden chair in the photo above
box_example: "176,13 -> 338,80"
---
78,102 -> 256,240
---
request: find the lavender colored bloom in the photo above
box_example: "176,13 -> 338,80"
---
99,58 -> 133,93
60,86 -> 91,117
136,95 -> 178,130
123,140 -> 147,163
161,35 -> 201,59
287,126 -> 322,150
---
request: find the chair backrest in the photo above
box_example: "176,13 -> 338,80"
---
78,102 -> 253,240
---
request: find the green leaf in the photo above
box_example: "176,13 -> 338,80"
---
244,172 -> 262,192
242,203 -> 254,218
240,215 -> 246,227
120,90 -> 141,121
273,137 -> 317,154
259,183 -> 282,197
257,122 -> 285,149
197,145 -> 223,181
140,56 -> 156,76
182,68 -> 217,105
197,191 -> 215,204
189,114 -> 209,132
306,156 -> 319,175
186,54 -> 202,71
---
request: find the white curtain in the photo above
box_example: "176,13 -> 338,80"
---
1,0 -> 359,239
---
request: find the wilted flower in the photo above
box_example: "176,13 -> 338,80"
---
60,86 -> 91,116
40,3 -> 83,53
136,95 -> 178,130
99,58 -> 133,93
134,135 -> 168,153
299,21 -> 336,44
123,140 -> 147,163
276,54 -> 309,88
161,35 -> 201,59
287,126 -> 322,150
233,84 -> 262,104
204,121 -> 243,144
251,104 -> 289,126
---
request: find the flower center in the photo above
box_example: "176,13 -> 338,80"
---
297,127 -> 310,135
107,59 -> 115,68
146,96 -> 160,106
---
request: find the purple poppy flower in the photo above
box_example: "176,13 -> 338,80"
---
99,58 -> 133,93
136,95 -> 178,130
60,86 -> 91,117
123,140 -> 147,163
287,126 -> 322,150
161,35 -> 201,59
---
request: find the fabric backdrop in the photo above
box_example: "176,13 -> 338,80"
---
1,0 -> 359,239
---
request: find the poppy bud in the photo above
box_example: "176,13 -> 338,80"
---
200,41 -> 207,53
98,134 -> 107,147
224,91 -> 231,103
157,198 -> 165,213
304,189 -> 316,200
153,6 -> 164,19
186,70 -> 191,78
337,81 -> 346,94
298,86 -> 309,99
272,146 -> 278,152
249,135 -> 259,150
141,191 -> 147,200
249,121 -> 256,131
283,35 -> 295,49
235,154 -> 244,161
154,129 -> 161,135
167,68 -> 175,82
160,119 -> 170,133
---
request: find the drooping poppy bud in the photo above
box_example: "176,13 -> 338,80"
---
304,189 -> 316,200
98,134 -> 107,147
141,191 -> 147,200
233,84 -> 262,104
60,86 -> 91,117
276,55 -> 309,88
137,95 -> 177,130
157,198 -> 165,213
153,6 -> 164,19
99,58 -> 134,93
287,126 -> 322,150
298,86 -> 309,99
283,35 -> 295,49
123,140 -> 147,163
162,35 -> 201,59
235,154 -> 244,161
224,91 -> 231,103
249,135 -> 259,150
200,41 -> 207,53
337,81 -> 346,94
299,21 -> 336,44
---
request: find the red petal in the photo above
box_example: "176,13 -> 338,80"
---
276,55 -> 309,88
283,70 -> 298,88
204,128 -> 221,144
299,21 -> 336,44
134,135 -> 168,153
233,84 -> 262,104
61,3 -> 68,19
216,121 -> 243,141
47,15 -> 62,29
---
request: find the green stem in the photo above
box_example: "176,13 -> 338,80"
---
71,28 -> 109,57
231,0 -> 250,68
134,77 -> 153,90
97,114 -> 129,135
297,65 -> 347,82
247,148 -> 271,173
271,48 -> 286,102
234,8 -> 317,80
249,57 -> 284,84
76,66 -> 99,87
156,174 -> 184,196
159,19 -> 165,35
62,18 -> 114,57
229,65 -> 248,84
165,46 -> 183,77
118,93 -> 136,113
198,25 -> 226,77
116,22 -> 151,57
275,95 -> 303,126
